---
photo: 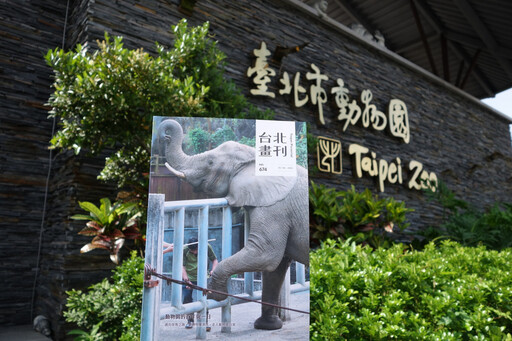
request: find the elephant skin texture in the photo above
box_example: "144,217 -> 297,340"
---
157,119 -> 309,330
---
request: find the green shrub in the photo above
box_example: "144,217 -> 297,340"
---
420,181 -> 512,250
46,19 -> 273,193
310,182 -> 413,248
311,239 -> 512,340
64,252 -> 144,340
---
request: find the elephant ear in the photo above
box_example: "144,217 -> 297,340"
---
226,161 -> 297,207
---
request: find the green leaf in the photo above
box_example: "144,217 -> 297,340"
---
71,214 -> 96,221
100,197 -> 112,217
78,201 -> 103,222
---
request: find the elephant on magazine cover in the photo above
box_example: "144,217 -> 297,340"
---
157,118 -> 309,330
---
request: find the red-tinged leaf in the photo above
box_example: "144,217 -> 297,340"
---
358,224 -> 374,232
114,238 -> 125,252
86,221 -> 101,229
124,231 -> 142,240
92,235 -> 112,246
110,239 -> 125,264
123,225 -> 141,239
108,229 -> 125,239
384,222 -> 394,233
124,222 -> 138,230
81,242 -> 109,253
110,253 -> 119,264
78,226 -> 100,236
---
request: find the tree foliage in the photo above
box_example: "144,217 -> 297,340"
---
45,20 -> 273,193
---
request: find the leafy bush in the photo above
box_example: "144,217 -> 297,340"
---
46,19 -> 273,193
310,182 -> 413,248
311,239 -> 512,340
420,181 -> 512,250
64,252 -> 144,340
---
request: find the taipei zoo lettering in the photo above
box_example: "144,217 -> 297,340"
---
247,41 -> 438,193
317,138 -> 437,193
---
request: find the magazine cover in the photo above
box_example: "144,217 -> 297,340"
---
141,117 -> 310,340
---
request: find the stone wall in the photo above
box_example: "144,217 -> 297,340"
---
0,0 -> 67,326
78,0 -> 512,231
0,1 -> 116,336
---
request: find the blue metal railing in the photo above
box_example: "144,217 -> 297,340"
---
141,193 -> 309,340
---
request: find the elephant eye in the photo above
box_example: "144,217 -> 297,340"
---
208,159 -> 214,166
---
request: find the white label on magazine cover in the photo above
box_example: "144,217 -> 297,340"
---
255,120 -> 297,176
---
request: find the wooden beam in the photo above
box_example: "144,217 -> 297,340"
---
396,32 -> 437,54
412,0 -> 495,96
453,0 -> 512,81
455,60 -> 465,87
460,49 -> 481,90
445,30 -> 512,58
410,0 -> 438,76
441,34 -> 450,82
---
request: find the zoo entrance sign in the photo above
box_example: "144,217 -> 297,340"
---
246,41 -> 438,193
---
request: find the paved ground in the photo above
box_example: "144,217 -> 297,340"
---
158,290 -> 310,340
0,292 -> 309,341
0,325 -> 51,341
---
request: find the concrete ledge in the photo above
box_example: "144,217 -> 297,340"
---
0,325 -> 51,341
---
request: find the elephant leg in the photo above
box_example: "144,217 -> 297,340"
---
254,256 -> 292,330
208,244 -> 285,301
208,207 -> 289,301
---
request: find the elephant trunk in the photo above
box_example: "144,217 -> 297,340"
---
157,119 -> 191,175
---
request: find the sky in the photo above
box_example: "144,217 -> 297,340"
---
481,88 -> 512,141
